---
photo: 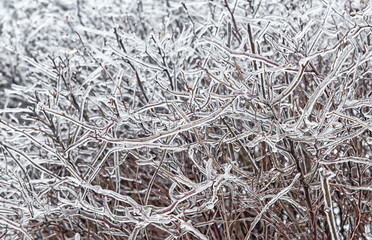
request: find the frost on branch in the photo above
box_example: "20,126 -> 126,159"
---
0,0 -> 371,239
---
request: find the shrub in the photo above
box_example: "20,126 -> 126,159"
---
0,0 -> 371,239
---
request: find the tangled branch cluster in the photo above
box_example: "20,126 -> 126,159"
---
0,0 -> 371,239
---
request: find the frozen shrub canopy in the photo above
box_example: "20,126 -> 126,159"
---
0,0 -> 371,239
